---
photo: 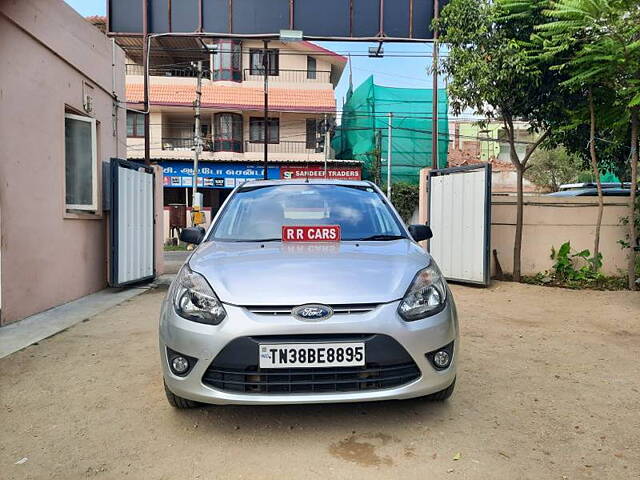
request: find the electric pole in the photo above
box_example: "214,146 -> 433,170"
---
324,113 -> 329,176
142,0 -> 150,165
263,41 -> 270,180
387,112 -> 393,199
431,0 -> 440,170
191,60 -> 204,226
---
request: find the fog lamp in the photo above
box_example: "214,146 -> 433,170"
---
171,356 -> 190,374
433,350 -> 450,369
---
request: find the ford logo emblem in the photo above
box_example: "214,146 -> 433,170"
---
292,304 -> 333,322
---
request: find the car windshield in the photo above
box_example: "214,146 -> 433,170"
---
210,184 -> 405,242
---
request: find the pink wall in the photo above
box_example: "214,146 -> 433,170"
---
0,0 -> 127,324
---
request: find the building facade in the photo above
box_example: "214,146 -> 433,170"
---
447,119 -> 541,193
119,38 -> 361,234
0,0 -> 127,325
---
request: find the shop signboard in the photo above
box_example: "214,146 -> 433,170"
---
280,166 -> 362,181
161,162 -> 280,189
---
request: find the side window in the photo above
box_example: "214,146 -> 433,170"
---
65,113 -> 98,212
249,49 -> 279,76
127,111 -> 144,137
249,117 -> 279,144
305,119 -> 317,149
306,56 -> 317,80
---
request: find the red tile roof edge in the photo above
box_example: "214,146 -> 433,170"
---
126,101 -> 335,113
301,41 -> 348,63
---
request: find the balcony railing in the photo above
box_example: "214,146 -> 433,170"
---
160,138 -> 320,155
126,64 -> 200,77
243,69 -> 331,83
127,64 -> 332,83
244,140 -> 318,154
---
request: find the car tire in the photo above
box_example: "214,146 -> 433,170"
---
425,377 -> 456,401
164,381 -> 201,409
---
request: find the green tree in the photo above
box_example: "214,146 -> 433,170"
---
438,0 -> 567,281
550,122 -> 632,185
389,182 -> 420,223
537,0 -> 640,288
524,147 -> 585,191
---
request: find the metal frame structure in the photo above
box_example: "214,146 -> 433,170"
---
109,158 -> 156,287
108,0 -> 442,170
427,163 -> 492,286
107,0 -> 442,41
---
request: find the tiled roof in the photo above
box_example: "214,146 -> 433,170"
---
127,151 -> 361,165
86,16 -> 107,33
126,84 -> 336,112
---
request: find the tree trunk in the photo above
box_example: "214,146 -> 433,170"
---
628,107 -> 639,290
588,89 -> 604,264
503,119 -> 524,282
514,163 -> 524,282
503,117 -> 549,283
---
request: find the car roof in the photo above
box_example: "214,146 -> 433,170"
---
548,187 -> 633,197
559,182 -> 629,190
240,179 -> 374,188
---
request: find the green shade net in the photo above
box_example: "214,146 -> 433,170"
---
600,171 -> 621,183
334,76 -> 448,185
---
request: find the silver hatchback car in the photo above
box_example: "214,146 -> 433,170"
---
160,180 -> 458,408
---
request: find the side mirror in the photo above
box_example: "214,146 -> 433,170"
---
180,227 -> 205,245
408,224 -> 433,242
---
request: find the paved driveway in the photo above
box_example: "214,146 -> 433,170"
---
164,250 -> 190,274
1,282 -> 638,479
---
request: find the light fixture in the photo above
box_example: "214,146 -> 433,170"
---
171,356 -> 190,375
433,350 -> 450,369
280,29 -> 304,42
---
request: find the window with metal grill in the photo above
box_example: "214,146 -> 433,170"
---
249,48 -> 279,76
211,39 -> 242,82
214,113 -> 243,152
250,117 -> 279,144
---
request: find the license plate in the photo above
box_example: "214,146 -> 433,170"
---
258,343 -> 365,368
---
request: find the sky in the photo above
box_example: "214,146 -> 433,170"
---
64,0 -> 442,107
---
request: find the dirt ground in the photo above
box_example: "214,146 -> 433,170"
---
1,282 -> 638,480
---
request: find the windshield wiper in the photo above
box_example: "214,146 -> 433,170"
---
354,234 -> 406,241
243,238 -> 282,243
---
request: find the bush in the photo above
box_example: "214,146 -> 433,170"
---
385,182 -> 420,223
522,241 -> 627,290
524,147 -> 587,192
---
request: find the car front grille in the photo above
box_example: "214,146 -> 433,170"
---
245,304 -> 380,316
202,334 -> 421,395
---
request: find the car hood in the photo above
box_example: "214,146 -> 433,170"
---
188,240 -> 430,305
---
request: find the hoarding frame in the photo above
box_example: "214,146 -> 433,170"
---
107,0 -> 442,42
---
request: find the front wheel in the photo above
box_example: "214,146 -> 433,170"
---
164,381 -> 202,409
424,377 -> 456,401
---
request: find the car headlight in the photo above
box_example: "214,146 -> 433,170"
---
172,265 -> 226,325
398,263 -> 447,321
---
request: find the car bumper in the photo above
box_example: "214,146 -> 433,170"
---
159,295 -> 459,405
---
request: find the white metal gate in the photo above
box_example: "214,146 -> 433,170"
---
428,164 -> 491,286
109,158 -> 155,287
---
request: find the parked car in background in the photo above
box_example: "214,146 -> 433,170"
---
548,182 -> 637,197
160,180 -> 458,408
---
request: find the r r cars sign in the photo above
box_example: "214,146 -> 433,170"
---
282,225 -> 341,242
